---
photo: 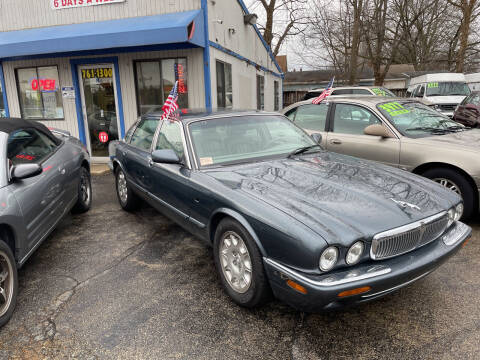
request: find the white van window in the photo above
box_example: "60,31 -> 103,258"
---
426,82 -> 470,97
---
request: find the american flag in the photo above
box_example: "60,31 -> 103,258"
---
161,81 -> 179,122
312,77 -> 334,104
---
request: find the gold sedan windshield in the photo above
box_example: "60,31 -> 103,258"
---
377,101 -> 466,138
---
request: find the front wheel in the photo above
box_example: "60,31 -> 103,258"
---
115,167 -> 139,211
0,240 -> 18,328
422,168 -> 477,220
213,218 -> 271,308
72,167 -> 92,214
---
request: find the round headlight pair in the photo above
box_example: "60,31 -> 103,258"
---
447,203 -> 464,227
319,242 -> 364,272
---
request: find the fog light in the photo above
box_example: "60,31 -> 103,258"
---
338,286 -> 371,297
319,246 -> 338,272
346,241 -> 364,265
447,208 -> 455,227
455,203 -> 464,221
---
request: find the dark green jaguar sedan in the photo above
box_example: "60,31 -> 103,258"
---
109,111 -> 471,311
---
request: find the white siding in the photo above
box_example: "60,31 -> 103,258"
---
2,48 -> 205,136
0,0 -> 201,32
210,47 -> 282,112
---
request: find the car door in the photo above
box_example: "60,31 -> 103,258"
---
122,117 -> 160,196
7,128 -> 66,251
285,103 -> 329,146
325,103 -> 400,167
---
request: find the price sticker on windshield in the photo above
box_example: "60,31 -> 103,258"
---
371,88 -> 387,96
378,102 -> 410,116
428,82 -> 439,88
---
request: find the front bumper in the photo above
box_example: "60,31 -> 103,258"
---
264,221 -> 471,312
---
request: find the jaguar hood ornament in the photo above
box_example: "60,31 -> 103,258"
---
390,198 -> 421,211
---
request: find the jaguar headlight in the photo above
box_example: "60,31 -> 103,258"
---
447,208 -> 455,227
346,241 -> 364,265
455,203 -> 464,221
319,246 -> 338,272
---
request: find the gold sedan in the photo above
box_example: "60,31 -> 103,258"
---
282,96 -> 480,219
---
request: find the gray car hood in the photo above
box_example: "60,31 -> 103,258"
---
205,151 -> 459,246
407,128 -> 480,152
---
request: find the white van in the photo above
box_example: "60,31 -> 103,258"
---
406,73 -> 471,117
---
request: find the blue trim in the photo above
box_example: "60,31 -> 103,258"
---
0,10 -> 205,59
236,0 -> 283,74
0,62 -> 9,117
201,0 -> 212,111
210,41 -> 283,79
2,43 -> 200,62
70,57 -> 125,146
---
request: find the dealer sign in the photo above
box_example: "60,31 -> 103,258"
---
51,0 -> 125,10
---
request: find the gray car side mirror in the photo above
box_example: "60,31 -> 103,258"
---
364,124 -> 392,138
151,149 -> 182,164
311,133 -> 323,144
11,163 -> 43,181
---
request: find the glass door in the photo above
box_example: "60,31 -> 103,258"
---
78,64 -> 120,159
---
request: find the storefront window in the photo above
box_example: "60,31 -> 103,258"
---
257,75 -> 265,110
0,82 -> 5,117
16,66 -> 64,119
135,58 -> 188,116
216,60 -> 233,109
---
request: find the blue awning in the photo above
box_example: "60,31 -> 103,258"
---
0,10 -> 205,59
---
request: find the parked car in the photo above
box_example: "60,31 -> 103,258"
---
0,118 -> 91,327
406,73 -> 471,118
453,91 -> 480,128
304,86 -> 395,100
109,111 -> 470,312
282,97 -> 480,219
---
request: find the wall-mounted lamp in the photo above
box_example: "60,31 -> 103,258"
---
244,14 -> 258,25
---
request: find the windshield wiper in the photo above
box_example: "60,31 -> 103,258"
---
287,145 -> 323,158
446,125 -> 467,131
405,126 -> 450,134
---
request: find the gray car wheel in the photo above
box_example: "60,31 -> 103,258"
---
72,167 -> 92,213
213,218 -> 271,308
0,240 -> 18,328
115,167 -> 139,211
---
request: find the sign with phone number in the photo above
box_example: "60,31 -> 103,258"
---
51,0 -> 125,10
81,68 -> 113,79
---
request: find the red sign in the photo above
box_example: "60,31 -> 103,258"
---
99,132 -> 109,143
31,79 -> 56,92
51,0 -> 125,10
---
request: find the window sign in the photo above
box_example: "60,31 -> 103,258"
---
16,66 -> 64,120
51,0 -> 125,10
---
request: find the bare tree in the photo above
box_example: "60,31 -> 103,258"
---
248,0 -> 308,56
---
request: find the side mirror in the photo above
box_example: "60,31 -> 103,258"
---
311,133 -> 323,144
11,163 -> 42,181
364,124 -> 392,138
151,149 -> 181,164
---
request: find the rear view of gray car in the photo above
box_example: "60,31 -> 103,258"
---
0,118 -> 91,327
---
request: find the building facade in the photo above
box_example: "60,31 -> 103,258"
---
0,0 -> 283,161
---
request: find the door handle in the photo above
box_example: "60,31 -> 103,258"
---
122,151 -> 126,156
148,158 -> 153,167
59,168 -> 66,175
330,139 -> 342,145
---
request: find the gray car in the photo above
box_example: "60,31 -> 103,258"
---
0,118 -> 91,327
283,97 -> 480,219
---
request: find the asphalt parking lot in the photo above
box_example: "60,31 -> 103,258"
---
0,174 -> 479,360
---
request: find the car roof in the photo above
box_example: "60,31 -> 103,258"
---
143,110 -> 281,124
308,86 -> 385,92
0,117 -> 62,144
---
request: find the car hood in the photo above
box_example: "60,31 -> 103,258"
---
204,152 -> 458,246
424,95 -> 466,104
406,128 -> 480,152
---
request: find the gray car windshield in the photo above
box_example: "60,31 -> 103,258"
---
425,82 -> 470,96
377,101 -> 466,138
189,115 -> 317,166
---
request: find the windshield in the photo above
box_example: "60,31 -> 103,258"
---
189,115 -> 317,167
377,101 -> 467,138
425,82 -> 471,96
370,87 -> 395,97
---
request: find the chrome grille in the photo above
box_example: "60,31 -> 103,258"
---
371,212 -> 449,260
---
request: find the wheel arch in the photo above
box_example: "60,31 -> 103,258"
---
413,162 -> 479,203
208,208 -> 267,257
0,224 -> 16,263
81,158 -> 90,173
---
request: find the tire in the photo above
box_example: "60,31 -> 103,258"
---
422,167 -> 477,220
0,240 -> 18,328
213,218 -> 271,308
72,167 -> 92,214
115,167 -> 140,211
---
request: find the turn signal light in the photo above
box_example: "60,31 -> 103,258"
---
287,280 -> 308,295
337,286 -> 371,298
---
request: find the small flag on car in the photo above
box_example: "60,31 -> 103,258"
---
312,77 -> 334,104
161,81 -> 179,122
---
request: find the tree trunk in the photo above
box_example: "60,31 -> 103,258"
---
349,0 -> 363,85
455,2 -> 473,72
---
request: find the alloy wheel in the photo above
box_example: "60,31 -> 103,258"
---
0,251 -> 14,318
80,173 -> 91,205
219,231 -> 252,294
433,177 -> 462,196
117,171 -> 128,204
